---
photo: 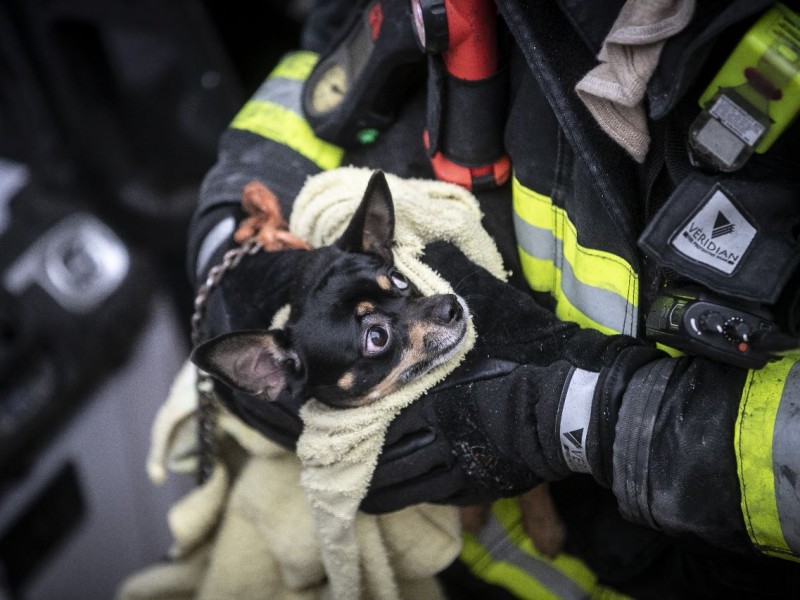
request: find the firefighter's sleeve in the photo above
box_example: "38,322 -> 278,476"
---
611,352 -> 800,560
187,50 -> 344,287
365,242 -> 800,560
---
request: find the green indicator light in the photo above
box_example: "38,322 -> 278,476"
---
357,128 -> 380,144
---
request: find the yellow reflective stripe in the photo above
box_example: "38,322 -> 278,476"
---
461,498 -> 633,599
655,342 -> 684,357
517,249 -> 617,335
462,533 -> 562,600
736,357 -> 800,561
231,100 -> 343,170
512,178 -> 638,309
267,50 -> 318,81
229,50 -> 344,170
592,586 -> 634,600
492,498 -> 599,594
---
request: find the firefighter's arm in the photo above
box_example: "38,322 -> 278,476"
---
363,242 -> 800,560
188,50 -> 343,288
610,352 -> 800,559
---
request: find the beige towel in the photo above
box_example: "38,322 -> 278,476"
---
575,0 -> 695,162
118,167 -> 507,600
119,363 -> 459,600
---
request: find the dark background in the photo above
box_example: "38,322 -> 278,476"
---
0,1 -> 309,597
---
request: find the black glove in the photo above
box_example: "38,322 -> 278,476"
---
362,242 -> 660,512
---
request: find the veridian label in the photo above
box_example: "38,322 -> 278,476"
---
670,188 -> 756,275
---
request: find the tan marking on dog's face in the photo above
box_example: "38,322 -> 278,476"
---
362,321 -> 431,402
376,275 -> 392,290
338,371 -> 355,390
355,301 -> 375,316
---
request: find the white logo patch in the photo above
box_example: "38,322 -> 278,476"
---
670,189 -> 756,275
559,368 -> 598,475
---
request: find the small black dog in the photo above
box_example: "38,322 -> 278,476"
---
191,170 -> 469,408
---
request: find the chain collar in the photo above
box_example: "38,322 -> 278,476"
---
190,238 -> 263,484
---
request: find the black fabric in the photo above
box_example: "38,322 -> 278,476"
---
496,0 -> 643,264
196,128 -> 323,218
439,68 -> 508,166
553,0 -> 626,55
300,0 -> 361,54
639,171 -> 800,304
643,356 -> 751,550
556,476 -> 800,599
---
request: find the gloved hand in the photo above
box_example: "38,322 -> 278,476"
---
362,241 -> 661,513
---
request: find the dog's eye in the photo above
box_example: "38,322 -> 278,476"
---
389,270 -> 409,290
364,324 -> 391,355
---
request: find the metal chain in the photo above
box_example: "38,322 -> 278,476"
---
190,237 -> 263,484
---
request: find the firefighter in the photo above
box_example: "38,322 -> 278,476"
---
190,0 -> 800,597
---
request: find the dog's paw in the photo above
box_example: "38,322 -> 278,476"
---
518,483 -> 566,559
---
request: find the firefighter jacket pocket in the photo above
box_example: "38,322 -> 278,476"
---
639,171 -> 800,304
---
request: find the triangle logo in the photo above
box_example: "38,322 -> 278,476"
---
563,428 -> 583,449
712,212 -> 735,238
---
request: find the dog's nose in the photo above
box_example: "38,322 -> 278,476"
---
433,294 -> 463,324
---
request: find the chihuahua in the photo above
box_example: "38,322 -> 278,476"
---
191,170 -> 565,559
191,170 -> 469,409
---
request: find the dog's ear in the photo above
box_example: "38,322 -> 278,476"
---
336,170 -> 395,263
190,330 -> 301,400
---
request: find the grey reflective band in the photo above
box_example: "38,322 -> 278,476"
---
513,212 -> 638,335
476,514 -> 590,600
196,216 -> 236,279
772,361 -> 800,552
251,76 -> 305,116
558,367 -> 599,475
612,358 -> 675,529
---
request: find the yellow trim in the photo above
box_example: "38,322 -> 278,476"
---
492,498 -> 600,595
698,4 -> 800,153
462,532 -> 562,600
512,178 -> 639,308
655,342 -> 684,357
735,357 -> 798,560
461,499 -> 632,599
517,248 -> 617,335
230,100 -> 344,171
268,50 -> 319,81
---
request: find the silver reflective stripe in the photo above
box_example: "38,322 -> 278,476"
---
477,515 -> 590,600
513,211 -> 638,335
773,361 -> 800,552
196,216 -> 235,279
251,76 -> 304,116
558,367 -> 599,475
